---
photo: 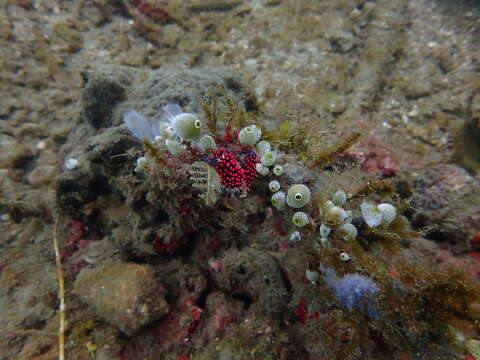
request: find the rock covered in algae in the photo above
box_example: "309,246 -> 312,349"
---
412,163 -> 480,252
73,263 -> 169,336
55,64 -> 252,255
211,248 -> 290,317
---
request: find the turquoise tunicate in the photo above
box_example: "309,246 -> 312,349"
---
286,184 -> 311,208
171,113 -> 202,141
238,125 -> 261,145
273,165 -> 283,176
271,191 -> 286,210
261,151 -> 276,167
292,211 -> 309,227
268,180 -> 281,192
256,140 -> 271,153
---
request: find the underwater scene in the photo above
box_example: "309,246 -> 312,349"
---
1,0 -> 480,359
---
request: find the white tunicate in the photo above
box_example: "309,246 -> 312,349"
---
292,211 -> 309,227
36,140 -> 47,150
268,180 -> 281,192
340,223 -> 358,241
319,223 -> 331,238
256,163 -> 269,176
378,203 -> 397,226
289,231 -> 302,242
65,158 -> 79,170
0,213 -> 10,221
160,103 -> 183,119
339,252 -> 350,262
135,156 -> 148,173
124,110 -> 158,141
361,202 -> 383,228
256,140 -> 271,153
273,165 -> 283,176
261,151 -> 276,167
137,157 -> 148,166
332,190 -> 347,206
165,139 -> 185,156
199,135 -> 217,151
271,191 -> 286,210
306,270 -> 320,284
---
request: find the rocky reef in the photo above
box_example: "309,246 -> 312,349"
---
1,1 -> 480,360
45,64 -> 480,359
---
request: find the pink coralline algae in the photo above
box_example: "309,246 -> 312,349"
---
363,151 -> 399,176
213,148 -> 258,190
342,149 -> 399,176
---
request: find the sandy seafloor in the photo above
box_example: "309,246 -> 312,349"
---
1,0 -> 480,359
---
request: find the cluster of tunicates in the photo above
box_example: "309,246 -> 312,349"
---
248,136 -> 277,177
270,182 -> 312,230
245,135 -> 312,228
315,190 -> 398,262
317,190 -> 355,249
135,156 -> 148,173
124,103 -> 218,159
251,139 -> 313,240
237,125 -> 279,179
246,133 -> 314,238
266,169 -> 313,238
